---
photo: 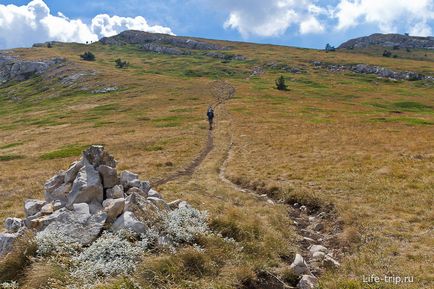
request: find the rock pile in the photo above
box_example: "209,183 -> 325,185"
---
338,33 -> 434,50
0,145 -> 185,256
0,55 -> 65,84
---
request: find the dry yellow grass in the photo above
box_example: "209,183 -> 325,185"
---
0,38 -> 433,288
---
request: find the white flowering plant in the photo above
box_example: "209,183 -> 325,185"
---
36,230 -> 82,257
164,206 -> 209,244
71,232 -> 142,281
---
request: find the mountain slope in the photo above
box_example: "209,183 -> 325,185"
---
0,31 -> 433,289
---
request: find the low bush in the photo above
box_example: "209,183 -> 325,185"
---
80,51 -> 95,61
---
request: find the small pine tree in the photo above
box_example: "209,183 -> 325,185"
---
115,58 -> 129,69
275,75 -> 288,91
80,51 -> 95,61
382,50 -> 392,57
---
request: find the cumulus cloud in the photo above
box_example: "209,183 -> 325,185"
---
0,0 -> 173,49
334,0 -> 434,36
218,0 -> 327,37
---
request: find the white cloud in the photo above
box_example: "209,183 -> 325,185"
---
299,16 -> 325,34
0,0 -> 173,49
335,0 -> 434,36
218,0 -> 327,37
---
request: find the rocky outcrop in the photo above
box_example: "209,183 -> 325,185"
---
0,55 -> 64,84
0,145 -> 194,256
100,30 -> 226,50
141,43 -> 191,55
312,61 -> 433,82
206,52 -> 246,61
339,33 -> 434,50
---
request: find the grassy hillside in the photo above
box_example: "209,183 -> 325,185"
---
0,36 -> 433,288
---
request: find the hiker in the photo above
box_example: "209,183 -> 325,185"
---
207,106 -> 214,130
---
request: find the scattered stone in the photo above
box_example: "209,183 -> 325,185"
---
309,245 -> 328,255
293,203 -> 301,208
324,255 -> 341,269
290,254 -> 311,275
297,274 -> 318,289
92,87 -> 118,94
312,223 -> 325,232
312,251 -> 326,260
147,197 -> 170,211
98,165 -> 118,189
111,211 -> 146,235
4,217 -> 22,233
24,199 -> 46,217
300,205 -> 307,212
107,184 -> 124,199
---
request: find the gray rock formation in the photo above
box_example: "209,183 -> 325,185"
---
339,33 -> 434,50
100,30 -> 226,50
1,145 -> 192,256
313,61 -> 432,82
0,56 -> 64,84
141,43 -> 190,55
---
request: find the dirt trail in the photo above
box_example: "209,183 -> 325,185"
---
153,84 -> 343,286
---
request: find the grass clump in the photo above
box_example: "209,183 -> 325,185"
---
40,144 -> 88,160
0,154 -> 24,161
0,142 -> 23,150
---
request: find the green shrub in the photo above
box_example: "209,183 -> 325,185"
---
115,58 -> 129,69
275,75 -> 288,91
80,51 -> 95,61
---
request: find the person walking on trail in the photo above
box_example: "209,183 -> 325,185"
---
207,106 -> 215,130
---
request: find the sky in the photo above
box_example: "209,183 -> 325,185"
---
0,0 -> 433,49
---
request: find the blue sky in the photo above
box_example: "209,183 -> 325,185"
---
0,0 -> 433,49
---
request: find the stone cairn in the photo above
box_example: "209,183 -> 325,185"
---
1,145 -> 185,256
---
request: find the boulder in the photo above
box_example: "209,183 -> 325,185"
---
124,192 -> 149,212
83,145 -> 117,168
103,198 -> 125,223
309,245 -> 328,255
45,182 -> 72,203
24,199 -> 46,217
312,251 -> 325,261
67,159 -> 103,206
297,275 -> 318,289
324,255 -> 340,269
0,232 -> 19,256
120,170 -> 140,190
290,254 -> 311,276
98,165 -> 118,188
111,211 -> 146,235
40,210 -> 107,246
4,217 -> 23,233
106,184 -> 124,199
64,160 -> 84,183
124,193 -> 163,227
